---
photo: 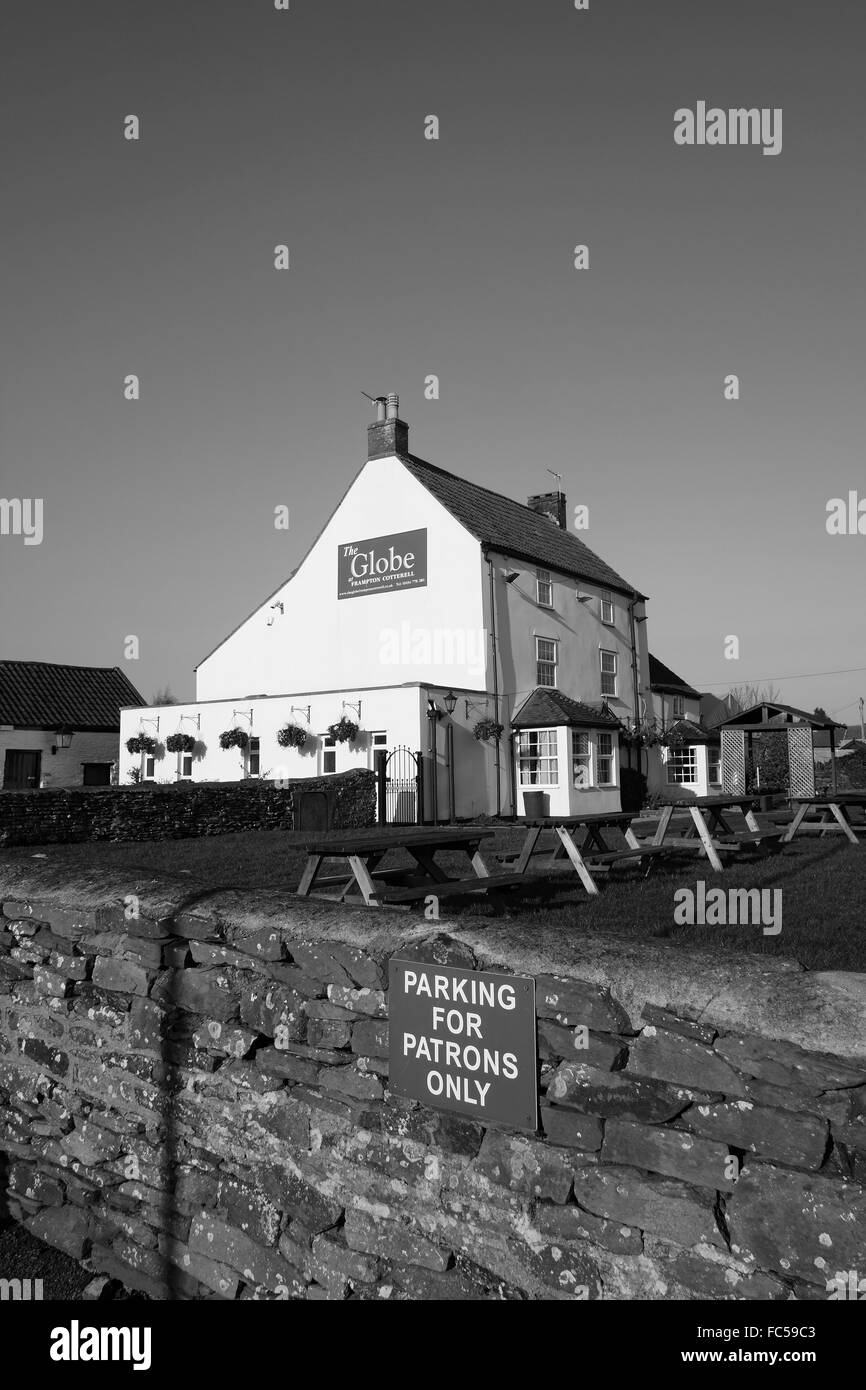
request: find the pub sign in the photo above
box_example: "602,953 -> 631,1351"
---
337,528 -> 427,600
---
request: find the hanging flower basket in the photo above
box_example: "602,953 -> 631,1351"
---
219,728 -> 249,751
327,717 -> 358,744
473,718 -> 504,742
277,723 -> 308,749
126,735 -> 158,755
165,732 -> 196,755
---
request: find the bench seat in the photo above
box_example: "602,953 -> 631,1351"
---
374,872 -> 542,904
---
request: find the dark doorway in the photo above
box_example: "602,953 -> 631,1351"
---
3,749 -> 41,789
82,763 -> 112,786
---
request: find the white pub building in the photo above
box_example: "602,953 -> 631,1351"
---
119,396 -> 661,820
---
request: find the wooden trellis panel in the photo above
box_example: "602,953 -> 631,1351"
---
787,726 -> 815,797
720,728 -> 746,793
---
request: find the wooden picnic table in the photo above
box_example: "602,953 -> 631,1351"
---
650,795 -> 784,873
508,812 -> 674,897
782,791 -> 866,846
295,827 -> 540,908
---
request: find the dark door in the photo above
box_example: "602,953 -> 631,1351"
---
82,763 -> 112,786
3,749 -> 42,789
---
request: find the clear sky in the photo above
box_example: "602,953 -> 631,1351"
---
2,0 -> 864,728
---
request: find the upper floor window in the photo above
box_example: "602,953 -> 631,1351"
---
536,568 -> 552,607
600,649 -> 617,697
671,694 -> 685,720
600,592 -> 615,625
536,637 -> 558,688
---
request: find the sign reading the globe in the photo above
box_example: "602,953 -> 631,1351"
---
337,528 -> 427,600
389,959 -> 538,1129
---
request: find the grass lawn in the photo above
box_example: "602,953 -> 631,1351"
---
1,815 -> 864,973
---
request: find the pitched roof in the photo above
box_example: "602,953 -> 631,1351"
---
0,661 -> 145,732
720,701 -> 843,732
402,455 -> 644,599
648,654 -> 700,698
511,688 -> 621,729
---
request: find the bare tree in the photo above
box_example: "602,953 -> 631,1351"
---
151,686 -> 179,706
726,683 -> 782,714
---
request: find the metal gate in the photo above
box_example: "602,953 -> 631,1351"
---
377,746 -> 423,825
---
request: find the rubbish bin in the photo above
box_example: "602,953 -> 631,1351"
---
522,791 -> 549,818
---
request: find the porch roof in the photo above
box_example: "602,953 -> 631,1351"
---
512,688 -> 621,730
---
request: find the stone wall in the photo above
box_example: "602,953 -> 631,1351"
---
0,870 -> 864,1301
0,770 -> 376,847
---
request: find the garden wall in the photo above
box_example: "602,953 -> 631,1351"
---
0,770 -> 376,847
0,867 -> 864,1301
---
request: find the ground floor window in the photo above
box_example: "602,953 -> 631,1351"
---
572,729 -> 617,788
322,735 -> 337,775
518,729 -> 558,785
144,755 -> 155,780
597,732 -> 615,785
249,736 -> 260,776
708,747 -> 721,785
572,731 -> 591,788
3,749 -> 41,789
81,763 -> 111,786
369,731 -> 388,769
181,753 -> 193,778
666,747 -> 698,784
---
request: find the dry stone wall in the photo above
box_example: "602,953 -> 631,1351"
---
0,769 -> 375,847
0,871 -> 864,1301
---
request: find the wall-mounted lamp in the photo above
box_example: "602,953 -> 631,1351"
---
576,591 -> 593,604
267,602 -> 285,627
634,615 -> 649,624
342,699 -> 362,721
503,570 -> 520,584
51,725 -> 73,755
443,690 -> 458,715
291,705 -> 311,723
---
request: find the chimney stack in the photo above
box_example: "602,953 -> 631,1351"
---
367,391 -> 409,459
527,490 -> 567,529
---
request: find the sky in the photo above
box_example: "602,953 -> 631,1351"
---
1,0 -> 864,728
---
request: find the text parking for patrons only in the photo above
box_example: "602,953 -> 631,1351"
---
388,959 -> 538,1129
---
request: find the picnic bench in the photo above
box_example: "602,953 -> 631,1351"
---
650,795 -> 785,872
782,791 -> 866,846
505,812 -> 676,897
295,828 -> 542,908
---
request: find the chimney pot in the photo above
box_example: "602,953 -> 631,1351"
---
367,393 -> 408,460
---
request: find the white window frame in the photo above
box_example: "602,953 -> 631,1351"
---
518,729 -> 559,786
321,734 -> 337,775
368,731 -> 388,770
708,746 -> 722,786
666,747 -> 698,785
596,731 -> 616,786
600,592 -> 615,625
181,753 -> 193,780
536,636 -> 558,688
671,694 -> 685,720
600,648 -> 617,697
143,755 -> 155,781
536,568 -> 552,607
572,731 -> 591,789
248,736 -> 261,777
